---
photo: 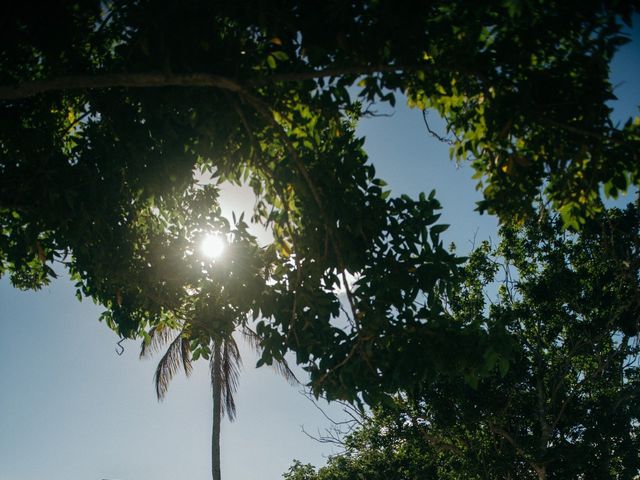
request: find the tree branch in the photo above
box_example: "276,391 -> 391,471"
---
0,65 -> 404,101
488,422 -> 546,479
239,89 -> 361,326
0,72 -> 244,100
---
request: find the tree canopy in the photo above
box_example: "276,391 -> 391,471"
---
1,0 -> 639,401
285,204 -> 640,479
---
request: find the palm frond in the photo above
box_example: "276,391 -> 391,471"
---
210,337 -> 242,421
181,333 -> 193,377
153,331 -> 192,400
140,325 -> 175,359
242,326 -> 263,351
221,337 -> 241,420
270,356 -> 300,386
242,326 -> 299,385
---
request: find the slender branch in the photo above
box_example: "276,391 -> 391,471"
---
488,422 -> 545,478
300,390 -> 363,448
229,95 -> 306,344
315,339 -> 363,388
115,337 -> 125,356
539,117 -> 629,146
239,91 -> 325,218
303,390 -> 361,427
340,271 -> 358,328
94,2 -> 116,36
411,417 -> 465,455
239,90 -> 360,325
60,110 -> 90,137
301,424 -> 347,448
422,109 -> 455,145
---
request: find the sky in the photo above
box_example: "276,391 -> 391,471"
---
1,20 -> 638,480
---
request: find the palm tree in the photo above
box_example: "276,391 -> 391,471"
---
140,323 -> 296,480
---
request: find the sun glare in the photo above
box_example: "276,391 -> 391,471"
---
200,233 -> 225,259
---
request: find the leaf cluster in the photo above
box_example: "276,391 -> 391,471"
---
286,202 -> 640,478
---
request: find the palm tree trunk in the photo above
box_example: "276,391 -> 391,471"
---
211,341 -> 222,480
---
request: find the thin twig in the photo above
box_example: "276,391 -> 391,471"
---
422,109 -> 454,145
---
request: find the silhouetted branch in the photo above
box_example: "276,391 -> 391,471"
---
422,109 -> 455,145
0,65 -> 405,101
115,338 -> 125,356
0,73 -> 244,100
299,389 -> 365,448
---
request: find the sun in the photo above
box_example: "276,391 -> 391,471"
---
200,233 -> 225,259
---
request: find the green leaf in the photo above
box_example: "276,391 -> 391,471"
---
430,224 -> 449,235
498,357 -> 509,377
272,51 -> 289,61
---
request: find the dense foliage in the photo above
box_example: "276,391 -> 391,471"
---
1,1 -> 638,401
285,203 -> 640,479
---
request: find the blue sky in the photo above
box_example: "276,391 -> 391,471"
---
1,21 -> 638,480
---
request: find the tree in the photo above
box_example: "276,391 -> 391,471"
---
1,0 -> 639,401
141,323 -> 296,480
285,201 -> 640,479
140,326 -> 239,480
282,407 -> 444,480
100,186 -> 297,480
